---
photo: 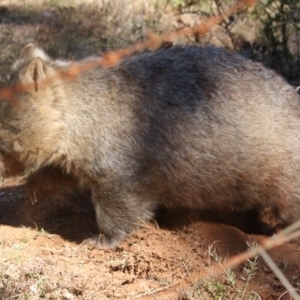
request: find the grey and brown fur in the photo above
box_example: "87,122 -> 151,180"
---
1,43 -> 300,249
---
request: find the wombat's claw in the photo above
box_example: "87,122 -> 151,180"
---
0,163 -> 4,179
30,190 -> 38,204
80,235 -> 118,251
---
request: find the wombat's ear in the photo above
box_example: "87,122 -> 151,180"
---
19,58 -> 46,92
19,43 -> 49,61
20,43 -> 35,58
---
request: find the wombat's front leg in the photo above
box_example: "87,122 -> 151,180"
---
26,166 -> 81,203
0,152 -> 25,178
84,182 -> 156,250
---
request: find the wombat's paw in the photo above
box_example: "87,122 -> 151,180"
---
81,234 -> 119,251
25,176 -> 42,204
28,187 -> 38,204
25,183 -> 49,204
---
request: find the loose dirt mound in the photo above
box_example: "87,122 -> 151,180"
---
1,177 -> 300,299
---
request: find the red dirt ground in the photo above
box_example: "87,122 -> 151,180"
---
1,177 -> 300,299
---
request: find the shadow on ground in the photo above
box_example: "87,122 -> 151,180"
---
0,181 -> 273,246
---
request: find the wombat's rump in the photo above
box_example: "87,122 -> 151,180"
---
1,44 -> 300,249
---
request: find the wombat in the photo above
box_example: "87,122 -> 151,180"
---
1,43 -> 300,249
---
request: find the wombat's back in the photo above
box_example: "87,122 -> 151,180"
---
97,46 -> 300,225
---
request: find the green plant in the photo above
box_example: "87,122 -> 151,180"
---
255,0 -> 300,78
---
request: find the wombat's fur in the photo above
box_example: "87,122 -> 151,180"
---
1,44 -> 300,249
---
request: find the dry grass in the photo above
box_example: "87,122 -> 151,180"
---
0,0 -> 260,82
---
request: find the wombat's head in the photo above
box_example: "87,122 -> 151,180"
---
0,44 -> 67,176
